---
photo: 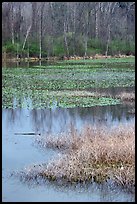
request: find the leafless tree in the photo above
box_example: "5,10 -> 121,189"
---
2,2 -> 135,57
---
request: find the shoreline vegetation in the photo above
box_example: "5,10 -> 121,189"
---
2,53 -> 135,62
19,122 -> 135,192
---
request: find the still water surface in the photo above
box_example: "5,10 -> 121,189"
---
2,105 -> 135,202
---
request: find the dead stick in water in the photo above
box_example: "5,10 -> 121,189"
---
14,133 -> 41,135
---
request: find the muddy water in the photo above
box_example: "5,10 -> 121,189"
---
2,105 -> 135,202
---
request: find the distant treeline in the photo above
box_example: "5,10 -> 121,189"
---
2,2 -> 135,58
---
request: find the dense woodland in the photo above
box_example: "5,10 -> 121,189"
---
2,2 -> 135,59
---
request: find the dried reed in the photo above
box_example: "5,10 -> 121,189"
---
34,122 -> 135,190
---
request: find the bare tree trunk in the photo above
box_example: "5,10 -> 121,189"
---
39,59 -> 41,66
95,11 -> 98,39
39,7 -> 42,60
105,23 -> 111,57
27,41 -> 30,67
11,3 -> 14,44
95,5 -> 99,39
17,43 -> 19,60
39,3 -> 45,60
9,2 -> 15,44
84,36 -> 88,57
16,32 -> 19,60
11,27 -> 14,44
27,40 -> 29,59
105,2 -> 117,57
95,3 -> 100,39
39,26 -> 42,60
18,3 -> 22,44
31,2 -> 37,41
64,22 -> 69,57
72,4 -> 76,56
84,9 -> 90,58
22,25 -> 31,50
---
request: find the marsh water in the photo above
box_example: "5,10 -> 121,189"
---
2,60 -> 135,202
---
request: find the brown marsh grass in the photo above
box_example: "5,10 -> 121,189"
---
35,122 -> 135,190
96,91 -> 135,102
115,92 -> 135,102
45,90 -> 135,102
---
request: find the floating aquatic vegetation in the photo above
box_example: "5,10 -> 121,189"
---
2,87 -> 121,109
2,58 -> 134,109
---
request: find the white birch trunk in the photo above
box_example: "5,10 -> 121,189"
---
39,27 -> 42,60
27,41 -> 29,59
11,3 -> 14,44
22,25 -> 31,50
95,9 -> 98,39
11,21 -> 14,44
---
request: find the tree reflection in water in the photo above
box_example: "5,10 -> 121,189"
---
2,104 -> 135,137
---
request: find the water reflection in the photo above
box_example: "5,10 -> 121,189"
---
14,177 -> 134,202
2,104 -> 134,136
2,60 -> 58,68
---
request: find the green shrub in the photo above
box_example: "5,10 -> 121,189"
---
53,36 -> 65,57
3,37 -> 135,58
109,40 -> 135,55
29,43 -> 40,57
4,42 -> 21,54
87,38 -> 105,55
87,47 -> 102,55
88,38 -> 102,49
74,35 -> 85,56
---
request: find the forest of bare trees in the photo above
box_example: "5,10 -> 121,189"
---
2,2 -> 135,58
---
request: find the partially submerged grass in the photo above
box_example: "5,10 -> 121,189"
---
36,126 -> 82,152
97,91 -> 135,102
96,91 -> 135,114
23,122 -> 135,191
115,92 -> 135,102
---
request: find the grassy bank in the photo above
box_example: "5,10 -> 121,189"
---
20,122 -> 135,192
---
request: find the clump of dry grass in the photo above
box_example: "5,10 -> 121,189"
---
47,90 -> 135,103
112,165 -> 135,191
115,92 -> 135,102
96,91 -> 135,103
34,122 -> 135,191
36,127 -> 82,152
